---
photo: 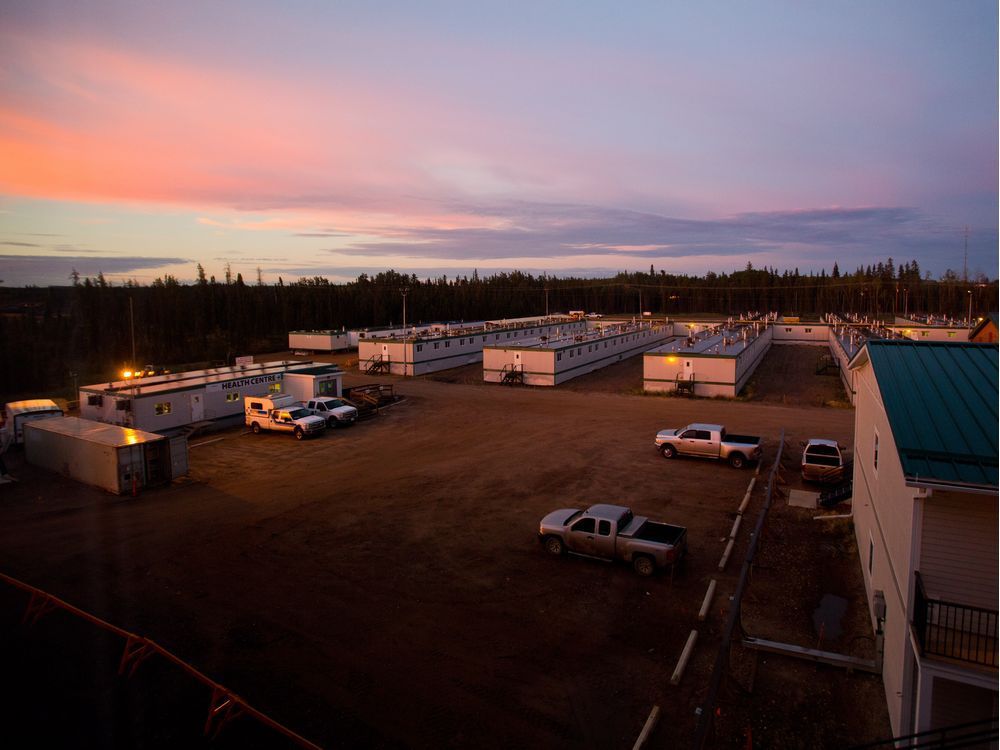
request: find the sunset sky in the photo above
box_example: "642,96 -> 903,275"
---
1,1 -> 997,286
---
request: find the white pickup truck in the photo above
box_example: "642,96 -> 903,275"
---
655,422 -> 762,469
245,394 -> 325,440
301,397 -> 358,427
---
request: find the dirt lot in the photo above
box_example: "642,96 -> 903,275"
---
0,345 -> 889,748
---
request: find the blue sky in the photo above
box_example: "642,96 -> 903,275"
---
1,1 -> 997,286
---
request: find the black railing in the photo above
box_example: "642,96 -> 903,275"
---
914,571 -> 998,668
849,717 -> 998,749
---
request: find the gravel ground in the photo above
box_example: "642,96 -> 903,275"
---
0,344 -> 889,748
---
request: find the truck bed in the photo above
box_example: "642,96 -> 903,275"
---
629,520 -> 686,546
724,433 -> 760,445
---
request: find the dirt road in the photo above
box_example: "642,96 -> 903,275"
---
0,348 -> 888,748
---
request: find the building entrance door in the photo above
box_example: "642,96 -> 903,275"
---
191,393 -> 204,421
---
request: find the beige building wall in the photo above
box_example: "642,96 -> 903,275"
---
890,326 -> 969,342
771,323 -> 830,344
919,490 -> 998,609
852,361 -> 920,736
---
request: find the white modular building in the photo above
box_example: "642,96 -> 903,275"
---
24,417 -> 186,495
358,317 -> 585,376
483,321 -> 672,386
643,324 -> 773,397
288,329 -> 351,353
282,365 -> 345,401
888,316 -> 973,342
79,361 -> 343,433
771,322 -> 831,344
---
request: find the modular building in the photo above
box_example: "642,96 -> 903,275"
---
643,324 -> 773,397
288,330 -> 351,353
359,317 -> 584,376
24,417 -> 186,495
79,361 -> 343,433
484,321 -> 672,386
282,365 -> 345,400
888,316 -> 973,342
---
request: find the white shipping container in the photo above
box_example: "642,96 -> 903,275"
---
24,417 -> 177,495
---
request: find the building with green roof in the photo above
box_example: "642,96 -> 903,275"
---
848,340 -> 998,739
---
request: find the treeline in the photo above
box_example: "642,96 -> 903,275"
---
0,260 -> 996,399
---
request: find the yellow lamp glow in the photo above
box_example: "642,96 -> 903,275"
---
122,370 -> 133,379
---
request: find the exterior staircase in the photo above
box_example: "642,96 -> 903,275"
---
500,363 -> 524,386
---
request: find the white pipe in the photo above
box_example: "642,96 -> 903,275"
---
698,580 -> 717,621
718,538 -> 736,571
631,706 -> 661,750
670,630 -> 699,685
813,513 -> 852,520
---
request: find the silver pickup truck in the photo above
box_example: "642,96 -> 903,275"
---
538,503 -> 687,577
655,422 -> 762,468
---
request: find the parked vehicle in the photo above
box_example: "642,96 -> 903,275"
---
655,423 -> 762,469
801,439 -> 848,483
1,399 -> 64,446
538,503 -> 687,576
244,394 -> 325,440
301,397 -> 358,427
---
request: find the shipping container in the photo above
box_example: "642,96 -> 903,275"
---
24,417 -> 182,495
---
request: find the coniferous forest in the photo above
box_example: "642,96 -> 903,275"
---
0,260 -> 996,399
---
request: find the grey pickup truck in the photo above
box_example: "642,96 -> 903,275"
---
538,503 -> 687,577
655,422 -> 762,469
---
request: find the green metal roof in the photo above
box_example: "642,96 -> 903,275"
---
859,340 -> 998,490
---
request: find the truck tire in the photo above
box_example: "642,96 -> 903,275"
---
294,427 -> 304,441
729,452 -> 746,469
543,536 -> 565,556
633,555 -> 655,577
660,444 -> 677,459
251,422 -> 261,434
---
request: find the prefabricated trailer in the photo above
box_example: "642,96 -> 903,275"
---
24,417 -> 186,495
79,361 -> 344,433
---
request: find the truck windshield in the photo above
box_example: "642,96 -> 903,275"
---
617,510 -> 633,532
287,408 -> 310,419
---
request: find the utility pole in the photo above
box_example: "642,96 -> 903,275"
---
963,226 -> 969,283
129,296 -> 137,370
401,287 -> 409,330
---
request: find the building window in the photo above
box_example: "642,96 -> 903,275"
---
434,342 -> 439,350
155,402 -> 172,415
805,328 -> 812,333
569,350 -> 574,358
269,383 -> 281,393
557,353 -> 562,361
577,348 -> 581,355
87,394 -> 103,406
318,380 -> 336,395
873,431 -> 879,471
445,341 -> 450,348
785,327 -> 792,333
921,331 -> 929,338
416,344 -> 423,352
225,392 -> 240,402
947,331 -> 956,338
482,336 -> 487,342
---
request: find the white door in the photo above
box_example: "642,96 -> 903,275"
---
191,394 -> 204,421
684,360 -> 694,381
382,343 -> 390,361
